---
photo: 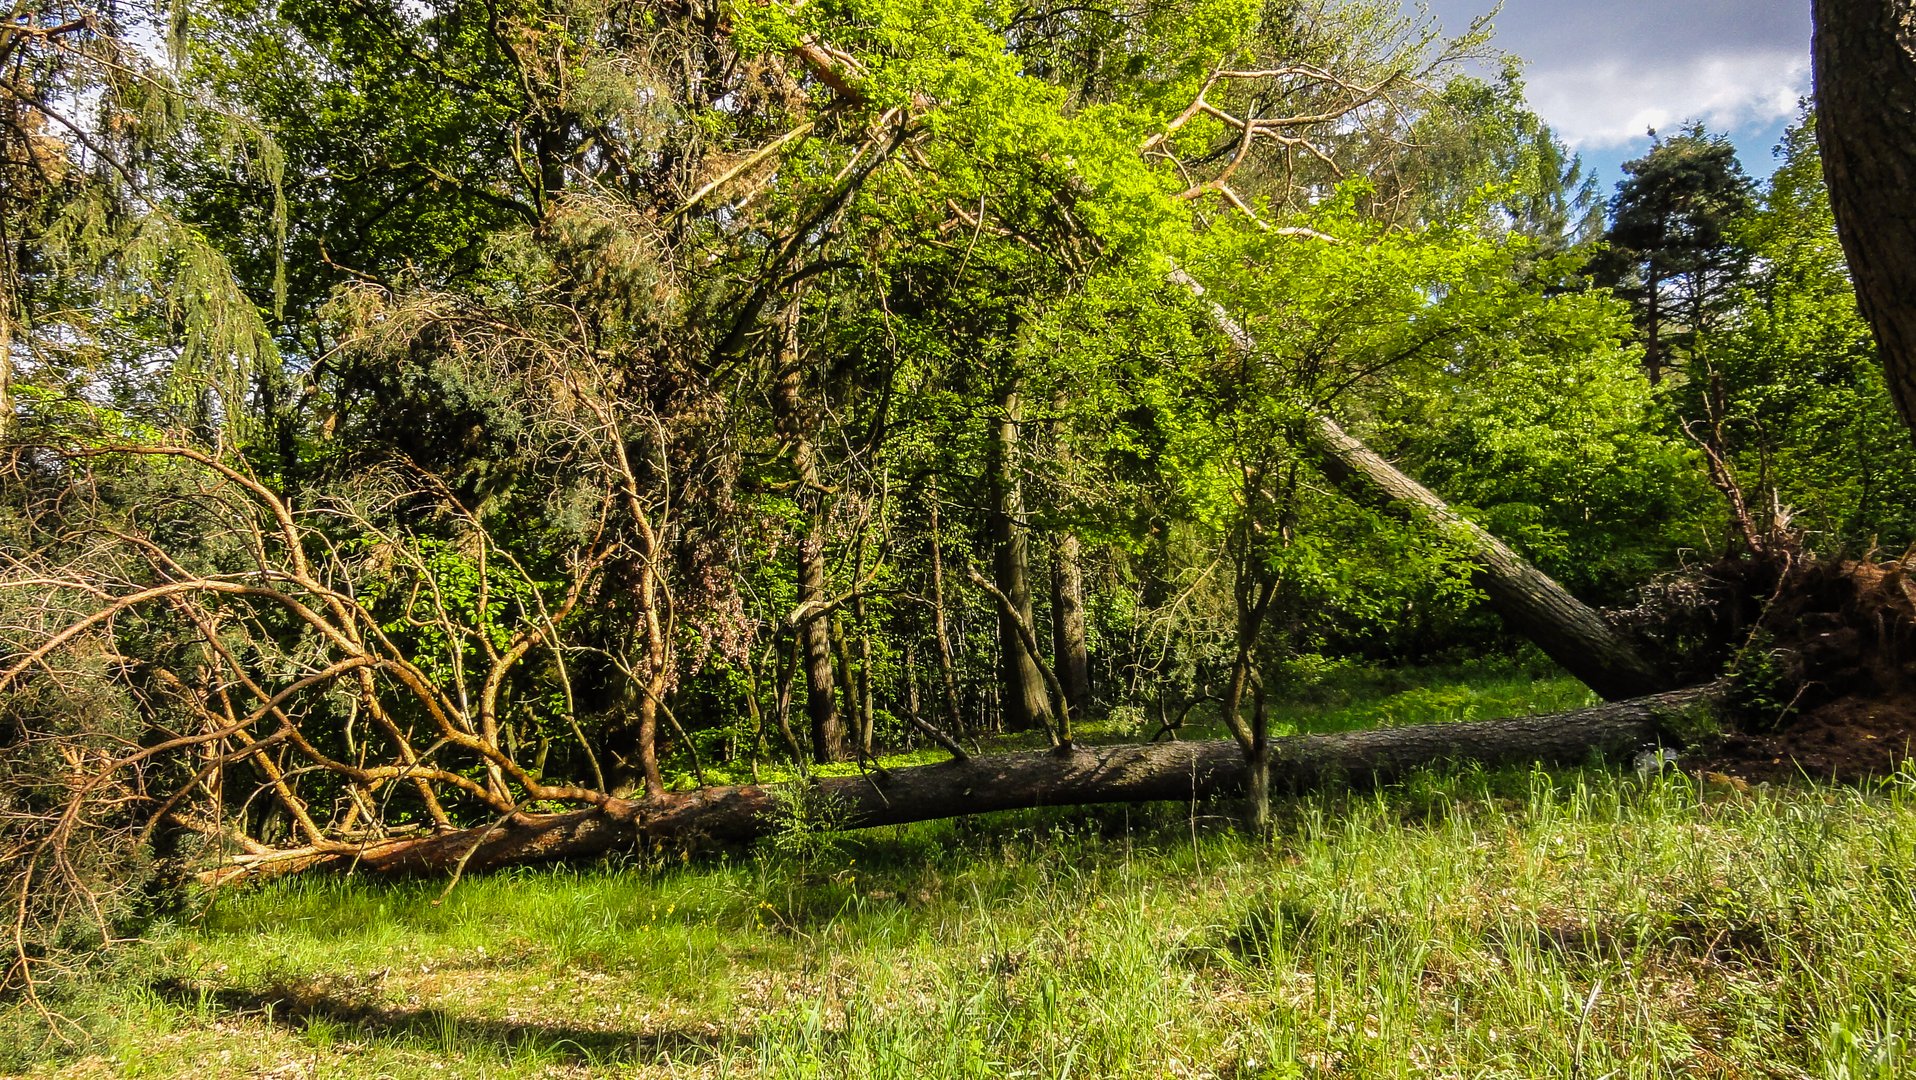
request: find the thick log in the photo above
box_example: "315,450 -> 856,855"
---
1813,0 -> 1916,441
208,684 -> 1719,884
1170,269 -> 1668,701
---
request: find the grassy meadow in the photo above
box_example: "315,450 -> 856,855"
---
9,662 -> 1916,1079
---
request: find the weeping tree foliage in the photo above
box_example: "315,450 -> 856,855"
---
0,0 -> 1897,1011
2,0 -> 299,1007
1,0 -> 287,440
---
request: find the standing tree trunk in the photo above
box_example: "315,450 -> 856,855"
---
597,612 -> 671,797
903,641 -> 921,744
852,530 -> 878,757
925,479 -> 968,739
831,613 -> 867,756
1046,390 -> 1094,723
598,410 -> 680,799
0,308 -> 12,438
988,382 -> 1055,732
631,542 -> 674,798
1246,669 -> 1272,833
1219,577 -> 1277,750
795,525 -> 846,763
1173,269 -> 1668,701
772,631 -> 808,766
1050,533 -> 1094,722
855,621 -> 876,757
1644,261 -> 1664,385
634,669 -> 667,796
772,316 -> 849,763
1813,0 -> 1916,440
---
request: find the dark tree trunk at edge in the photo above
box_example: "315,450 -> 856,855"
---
1812,0 -> 1916,440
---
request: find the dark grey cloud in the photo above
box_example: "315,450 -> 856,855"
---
1413,1 -> 1811,149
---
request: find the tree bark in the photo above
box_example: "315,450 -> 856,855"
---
925,480 -> 968,739
1300,413 -> 1665,700
771,326 -> 849,763
772,631 -> 808,766
988,383 -> 1055,731
1246,673 -> 1272,833
797,521 -> 847,762
1051,533 -> 1094,722
831,612 -> 867,756
601,621 -> 671,797
1812,0 -> 1916,440
857,623 -> 876,757
969,567 -> 1071,745
0,309 -> 12,439
208,684 -> 1719,883
635,672 -> 667,796
851,530 -> 878,757
904,641 -> 921,736
1644,262 -> 1664,385
1220,576 -> 1277,751
1171,269 -> 1668,702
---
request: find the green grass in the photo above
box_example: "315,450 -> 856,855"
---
1146,654 -> 1604,741
9,664 -> 1916,1079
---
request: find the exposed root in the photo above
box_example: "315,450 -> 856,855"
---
1617,554 -> 1916,781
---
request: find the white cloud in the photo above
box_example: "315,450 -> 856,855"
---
1526,49 -> 1810,148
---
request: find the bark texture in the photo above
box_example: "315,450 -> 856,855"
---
771,336 -> 849,763
1051,533 -> 1094,721
1171,269 -> 1668,702
925,481 -> 968,738
210,684 -> 1719,883
1,316 -> 12,439
988,385 -> 1055,731
1813,0 -> 1916,439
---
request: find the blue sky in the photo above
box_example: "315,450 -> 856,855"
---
1408,1 -> 1812,192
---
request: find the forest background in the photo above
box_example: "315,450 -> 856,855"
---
5,0 -> 1916,1070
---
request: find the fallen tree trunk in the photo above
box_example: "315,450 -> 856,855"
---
208,683 -> 1720,884
1170,269 -> 1668,702
1298,412 -> 1668,701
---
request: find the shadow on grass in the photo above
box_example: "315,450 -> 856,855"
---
149,977 -> 746,1066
